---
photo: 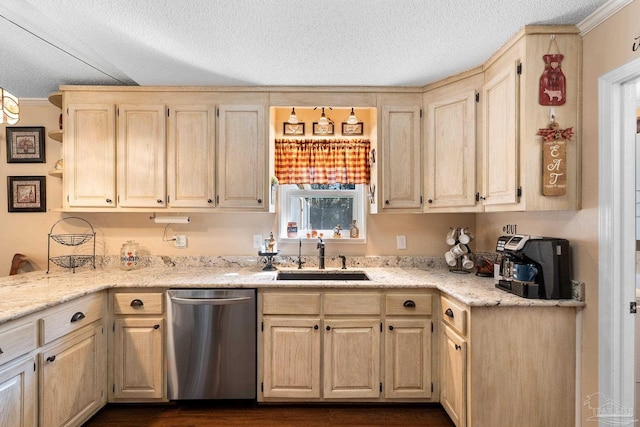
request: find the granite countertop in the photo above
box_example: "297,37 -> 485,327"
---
0,255 -> 585,324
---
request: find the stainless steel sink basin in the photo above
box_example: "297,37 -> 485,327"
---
276,270 -> 370,281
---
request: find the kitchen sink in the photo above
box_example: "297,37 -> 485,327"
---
276,270 -> 370,281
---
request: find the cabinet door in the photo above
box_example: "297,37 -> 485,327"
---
380,105 -> 422,211
217,104 -> 266,210
262,318 -> 321,399
441,325 -> 467,427
323,319 -> 380,399
167,105 -> 216,208
482,64 -> 519,206
65,104 -> 116,207
40,324 -> 106,427
117,104 -> 166,208
384,319 -> 432,399
0,356 -> 36,427
426,91 -> 477,210
112,318 -> 164,400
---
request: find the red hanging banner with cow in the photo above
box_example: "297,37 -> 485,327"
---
539,36 -> 566,106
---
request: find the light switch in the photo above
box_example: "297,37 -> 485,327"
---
396,235 -> 407,250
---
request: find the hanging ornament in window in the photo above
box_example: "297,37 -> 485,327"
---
539,35 -> 566,106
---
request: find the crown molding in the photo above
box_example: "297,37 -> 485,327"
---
578,0 -> 634,35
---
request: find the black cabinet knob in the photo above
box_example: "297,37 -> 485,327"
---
385,200 -> 390,205
157,199 -> 163,204
130,299 -> 144,307
326,325 -> 331,331
207,199 -> 213,204
153,324 -> 160,329
455,344 -> 462,351
314,325 -> 319,330
445,308 -> 454,318
106,198 -> 112,203
46,355 -> 56,362
428,199 -> 433,204
388,325 -> 394,331
403,300 -> 416,308
257,198 -> 262,204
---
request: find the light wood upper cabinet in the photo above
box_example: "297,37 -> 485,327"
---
217,104 -> 267,210
117,104 -> 167,208
480,27 -> 581,211
65,103 -> 116,208
167,105 -> 216,208
424,71 -> 482,212
378,94 -> 422,212
481,64 -> 520,207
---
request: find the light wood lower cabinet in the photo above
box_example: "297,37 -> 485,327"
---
39,323 -> 106,427
439,295 -> 577,427
110,290 -> 165,402
259,289 -> 434,402
0,355 -> 37,427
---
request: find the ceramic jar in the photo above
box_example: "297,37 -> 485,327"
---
120,240 -> 140,270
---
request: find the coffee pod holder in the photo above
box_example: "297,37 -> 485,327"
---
445,227 -> 475,274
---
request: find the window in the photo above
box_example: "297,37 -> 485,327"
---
279,183 -> 365,241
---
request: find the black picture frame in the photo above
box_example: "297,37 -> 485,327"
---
313,122 -> 335,135
283,122 -> 305,135
6,127 -> 46,163
341,122 -> 364,135
7,176 -> 46,212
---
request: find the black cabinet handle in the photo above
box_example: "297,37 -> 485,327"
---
130,299 -> 144,307
385,200 -> 390,205
46,355 -> 56,362
403,300 -> 416,308
257,198 -> 262,204
70,312 -> 85,322
326,325 -> 331,331
153,324 -> 160,329
106,198 -> 112,203
388,325 -> 394,331
314,325 -> 319,330
207,199 -> 213,204
455,344 -> 462,351
445,308 -> 454,318
428,199 -> 433,204
157,199 -> 163,204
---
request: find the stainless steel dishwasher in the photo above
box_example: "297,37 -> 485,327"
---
166,289 -> 256,400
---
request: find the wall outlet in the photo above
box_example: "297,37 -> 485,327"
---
396,235 -> 407,250
174,235 -> 187,248
253,234 -> 263,249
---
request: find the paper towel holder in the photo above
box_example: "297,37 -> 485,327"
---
150,214 -> 191,224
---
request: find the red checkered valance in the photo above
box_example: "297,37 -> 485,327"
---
274,139 -> 371,184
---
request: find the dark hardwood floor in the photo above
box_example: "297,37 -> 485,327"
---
83,402 -> 455,427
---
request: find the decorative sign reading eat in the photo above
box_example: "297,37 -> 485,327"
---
537,121 -> 574,196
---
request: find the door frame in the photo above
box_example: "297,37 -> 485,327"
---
598,55 -> 640,415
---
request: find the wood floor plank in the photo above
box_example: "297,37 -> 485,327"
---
83,403 -> 455,426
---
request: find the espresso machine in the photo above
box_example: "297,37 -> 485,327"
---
495,235 -> 572,299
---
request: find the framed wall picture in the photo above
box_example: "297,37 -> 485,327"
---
6,127 -> 46,163
313,122 -> 334,135
7,176 -> 46,212
342,122 -> 363,135
283,122 -> 305,136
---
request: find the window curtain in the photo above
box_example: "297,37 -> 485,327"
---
274,139 -> 371,184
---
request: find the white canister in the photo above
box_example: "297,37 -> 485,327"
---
120,240 -> 140,270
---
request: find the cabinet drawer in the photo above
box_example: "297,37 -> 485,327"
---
440,295 -> 467,336
385,293 -> 432,316
263,293 -> 321,315
113,292 -> 163,315
41,293 -> 105,345
324,293 -> 381,315
0,321 -> 37,365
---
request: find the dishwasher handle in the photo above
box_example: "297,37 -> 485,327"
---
169,295 -> 252,306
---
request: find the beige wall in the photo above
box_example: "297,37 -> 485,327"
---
477,0 -> 640,423
0,101 -> 473,275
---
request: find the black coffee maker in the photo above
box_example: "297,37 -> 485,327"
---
495,235 -> 572,299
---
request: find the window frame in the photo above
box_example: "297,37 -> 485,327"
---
277,184 -> 366,243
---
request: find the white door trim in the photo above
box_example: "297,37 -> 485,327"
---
598,55 -> 640,419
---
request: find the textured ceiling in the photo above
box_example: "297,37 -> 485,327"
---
0,0 -> 607,98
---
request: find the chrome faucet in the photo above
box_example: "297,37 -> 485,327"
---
317,237 -> 325,269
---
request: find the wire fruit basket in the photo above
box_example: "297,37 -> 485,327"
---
47,217 -> 96,273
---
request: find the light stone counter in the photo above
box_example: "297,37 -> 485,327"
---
0,255 -> 584,325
